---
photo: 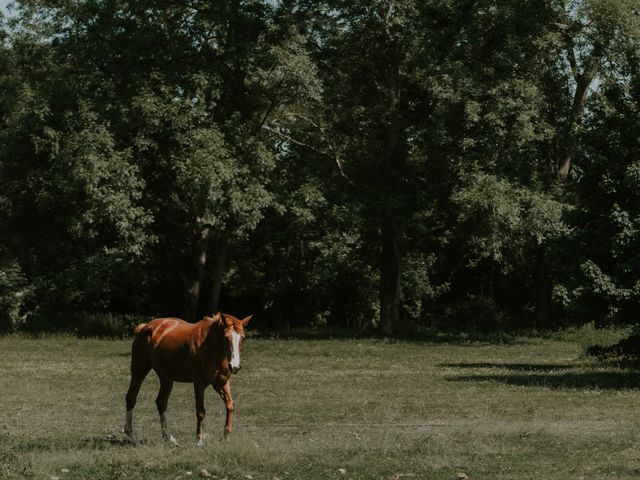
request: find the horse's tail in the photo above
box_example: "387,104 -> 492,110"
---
134,323 -> 151,337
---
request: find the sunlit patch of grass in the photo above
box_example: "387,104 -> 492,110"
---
1,334 -> 640,479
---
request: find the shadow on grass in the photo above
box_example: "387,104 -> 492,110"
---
86,437 -> 150,449
0,435 -> 145,454
447,370 -> 640,390
439,362 -> 576,371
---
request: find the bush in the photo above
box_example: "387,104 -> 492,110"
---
75,312 -> 142,338
586,337 -> 640,362
0,259 -> 33,332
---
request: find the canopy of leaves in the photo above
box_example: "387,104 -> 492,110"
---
1,0 -> 640,332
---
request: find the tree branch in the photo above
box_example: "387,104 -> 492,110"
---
282,112 -> 352,182
564,40 -> 579,81
263,124 -> 326,153
262,121 -> 352,183
384,0 -> 394,37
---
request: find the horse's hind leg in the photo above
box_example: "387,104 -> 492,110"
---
124,342 -> 151,441
156,376 -> 178,445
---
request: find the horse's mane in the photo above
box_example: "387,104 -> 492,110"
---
203,315 -> 225,330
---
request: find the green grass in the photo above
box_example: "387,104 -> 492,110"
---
1,333 -> 640,479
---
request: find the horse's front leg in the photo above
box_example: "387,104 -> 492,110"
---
194,383 -> 206,447
214,381 -> 234,440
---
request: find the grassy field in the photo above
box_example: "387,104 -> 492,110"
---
1,332 -> 640,479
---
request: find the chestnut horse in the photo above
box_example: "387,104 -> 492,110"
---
123,312 -> 251,445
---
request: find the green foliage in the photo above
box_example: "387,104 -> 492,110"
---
1,0 -> 640,334
401,252 -> 449,322
564,45 -> 640,325
0,254 -> 33,332
0,49 -> 153,322
453,174 -> 569,271
74,312 -> 142,338
0,7 -> 161,326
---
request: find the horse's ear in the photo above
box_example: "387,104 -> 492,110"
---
240,315 -> 253,327
220,312 -> 233,327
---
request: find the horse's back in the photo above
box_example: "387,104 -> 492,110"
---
132,317 -> 203,382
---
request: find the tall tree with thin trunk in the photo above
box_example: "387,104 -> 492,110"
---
544,0 -> 640,181
292,1 -> 464,334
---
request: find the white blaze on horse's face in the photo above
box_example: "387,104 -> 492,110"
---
229,330 -> 242,374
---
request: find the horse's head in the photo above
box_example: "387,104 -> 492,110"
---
217,312 -> 252,374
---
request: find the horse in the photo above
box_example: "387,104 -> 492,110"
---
123,311 -> 251,445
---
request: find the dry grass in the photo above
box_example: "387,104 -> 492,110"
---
1,334 -> 640,479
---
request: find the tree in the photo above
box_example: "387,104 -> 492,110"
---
435,0 -> 562,326
569,43 -> 640,324
10,0 -> 322,321
544,0 -> 640,180
0,18 -> 152,326
452,174 -> 568,327
289,0 -> 474,334
446,0 -> 639,326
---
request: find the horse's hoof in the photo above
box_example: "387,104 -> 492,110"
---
165,435 -> 179,447
123,431 -> 137,444
197,440 -> 204,447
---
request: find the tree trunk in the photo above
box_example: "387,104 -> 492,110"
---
556,68 -> 596,180
378,61 -> 403,335
184,226 -> 211,323
379,222 -> 401,336
534,244 -> 551,329
208,232 -> 230,314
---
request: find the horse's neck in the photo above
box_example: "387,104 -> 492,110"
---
199,319 -> 228,360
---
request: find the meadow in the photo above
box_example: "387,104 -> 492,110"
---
1,332 -> 640,479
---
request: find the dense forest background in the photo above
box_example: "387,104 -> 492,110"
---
1,0 -> 639,336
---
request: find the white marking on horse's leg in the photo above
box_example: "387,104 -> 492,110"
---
230,331 -> 241,371
124,409 -> 134,439
197,432 -> 204,447
160,412 -> 178,445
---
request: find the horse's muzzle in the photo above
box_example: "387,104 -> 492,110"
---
230,365 -> 241,374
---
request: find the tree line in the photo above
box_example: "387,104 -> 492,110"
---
1,0 -> 639,335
